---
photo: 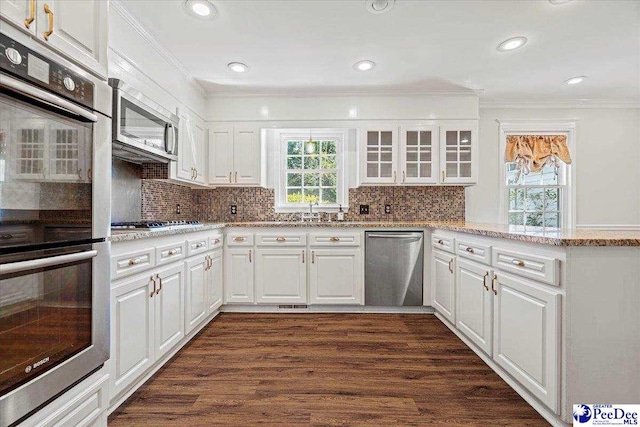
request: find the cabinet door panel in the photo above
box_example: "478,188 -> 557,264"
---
208,127 -> 233,185
255,248 -> 306,304
309,248 -> 363,305
224,248 -> 254,303
360,128 -> 398,185
493,272 -> 560,413
400,126 -> 438,184
154,264 -> 185,359
456,259 -> 492,355
175,111 -> 195,181
439,122 -> 478,184
0,0 -> 36,35
36,0 -> 108,77
185,255 -> 207,334
193,119 -> 207,184
111,275 -> 154,398
233,126 -> 260,185
432,250 -> 455,323
207,250 -> 223,313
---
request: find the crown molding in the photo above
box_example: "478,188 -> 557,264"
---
480,98 -> 640,109
205,89 -> 482,99
110,0 -> 207,97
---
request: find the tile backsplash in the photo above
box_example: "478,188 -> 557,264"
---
141,179 -> 464,223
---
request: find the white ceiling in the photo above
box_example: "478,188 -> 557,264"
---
119,0 -> 640,101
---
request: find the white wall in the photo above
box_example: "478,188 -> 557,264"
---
108,1 -> 206,119
467,107 -> 640,228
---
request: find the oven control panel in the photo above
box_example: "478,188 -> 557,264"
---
0,33 -> 94,110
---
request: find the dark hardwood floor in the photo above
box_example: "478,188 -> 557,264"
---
108,313 -> 549,426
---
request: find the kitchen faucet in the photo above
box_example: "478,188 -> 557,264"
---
300,201 -> 320,222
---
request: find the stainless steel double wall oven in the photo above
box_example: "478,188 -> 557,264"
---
0,26 -> 111,427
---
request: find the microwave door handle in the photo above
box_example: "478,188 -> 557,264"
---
0,74 -> 98,123
165,123 -> 176,155
0,250 -> 98,275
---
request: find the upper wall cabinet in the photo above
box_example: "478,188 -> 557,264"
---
1,0 -> 108,78
208,124 -> 260,186
171,108 -> 207,185
358,121 -> 478,186
440,122 -> 478,184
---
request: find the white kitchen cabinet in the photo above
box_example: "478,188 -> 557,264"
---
153,263 -> 185,362
255,248 -> 307,304
206,249 -> 223,313
0,0 -> 37,35
111,273 -> 155,398
359,127 -> 398,185
185,254 -> 208,335
208,124 -> 260,186
309,248 -> 363,305
399,125 -> 438,184
173,108 -> 207,185
432,249 -> 455,323
493,271 -> 561,413
455,258 -> 493,355
34,0 -> 108,78
439,122 -> 478,184
224,247 -> 255,303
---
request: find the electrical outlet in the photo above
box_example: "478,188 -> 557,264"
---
176,204 -> 181,214
385,204 -> 392,214
359,204 -> 370,215
231,205 -> 237,215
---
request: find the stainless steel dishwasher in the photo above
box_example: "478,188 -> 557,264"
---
364,231 -> 424,306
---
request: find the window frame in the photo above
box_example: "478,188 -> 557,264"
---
498,121 -> 577,229
274,129 -> 348,213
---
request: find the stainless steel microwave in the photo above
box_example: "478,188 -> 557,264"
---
109,79 -> 179,163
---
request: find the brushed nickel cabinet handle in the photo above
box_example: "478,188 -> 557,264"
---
329,237 -> 340,242
437,239 -> 444,245
25,0 -> 35,28
229,172 -> 232,182
311,250 -> 315,264
483,272 -> 489,291
234,237 -> 246,242
302,249 -> 305,263
129,257 -> 142,266
491,274 -> 498,295
149,276 -> 156,298
393,171 -> 397,183
43,4 -> 54,40
448,259 -> 454,274
168,249 -> 178,256
235,171 -> 238,183
442,170 -> 445,181
466,247 -> 475,254
511,259 -> 525,267
249,249 -> 252,263
214,238 -> 221,245
276,237 -> 286,242
155,273 -> 162,295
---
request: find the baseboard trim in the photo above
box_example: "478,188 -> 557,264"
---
221,304 -> 435,314
107,309 -> 221,416
434,312 -> 569,427
576,224 -> 640,230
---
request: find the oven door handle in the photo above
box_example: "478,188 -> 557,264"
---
0,74 -> 98,123
0,250 -> 98,275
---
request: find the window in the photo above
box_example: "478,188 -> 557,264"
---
274,129 -> 348,212
506,161 -> 564,228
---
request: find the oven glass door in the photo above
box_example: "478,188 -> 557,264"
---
0,92 -> 93,250
119,96 -> 169,153
0,244 -> 94,396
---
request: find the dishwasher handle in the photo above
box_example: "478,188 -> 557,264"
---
367,234 -> 422,240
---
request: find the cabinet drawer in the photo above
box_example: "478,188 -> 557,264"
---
492,247 -> 559,286
256,233 -> 307,247
226,233 -> 254,246
187,237 -> 209,256
432,234 -> 455,253
210,234 -> 224,250
309,232 -> 361,247
456,239 -> 491,265
156,242 -> 186,266
111,248 -> 155,280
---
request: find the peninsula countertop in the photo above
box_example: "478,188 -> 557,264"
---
109,221 -> 640,247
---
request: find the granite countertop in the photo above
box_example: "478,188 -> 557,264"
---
109,221 -> 640,247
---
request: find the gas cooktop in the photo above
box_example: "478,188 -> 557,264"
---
111,220 -> 202,230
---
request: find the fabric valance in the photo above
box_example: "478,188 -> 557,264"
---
505,135 -> 572,175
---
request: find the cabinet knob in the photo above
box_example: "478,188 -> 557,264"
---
276,237 -> 286,242
465,247 -> 475,254
437,239 -> 444,245
511,259 -> 525,267
168,249 -> 178,256
329,237 -> 340,242
234,237 -> 246,242
129,257 -> 142,265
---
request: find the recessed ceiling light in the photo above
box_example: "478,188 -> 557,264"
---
564,76 -> 587,85
365,0 -> 395,14
353,60 -> 375,71
228,62 -> 249,73
184,0 -> 216,19
496,36 -> 528,52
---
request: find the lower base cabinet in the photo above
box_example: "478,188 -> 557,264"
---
309,248 -> 363,305
455,258 -> 493,355
206,249 -> 223,313
432,250 -> 456,323
111,263 -> 184,399
224,248 -> 254,303
185,254 -> 209,334
493,272 -> 561,413
255,248 -> 307,303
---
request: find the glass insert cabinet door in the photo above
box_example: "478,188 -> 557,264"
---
439,123 -> 478,184
400,126 -> 438,184
361,128 -> 398,184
